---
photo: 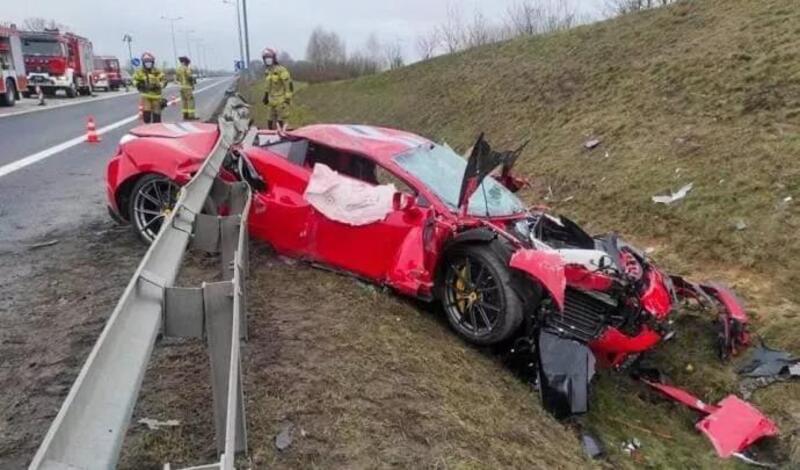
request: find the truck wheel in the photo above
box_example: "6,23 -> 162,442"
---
440,243 -> 525,345
0,80 -> 16,107
66,83 -> 77,98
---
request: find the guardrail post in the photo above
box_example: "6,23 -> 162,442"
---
204,281 -> 246,455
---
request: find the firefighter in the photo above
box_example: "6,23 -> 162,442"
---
132,52 -> 166,123
176,56 -> 196,120
261,48 -> 293,130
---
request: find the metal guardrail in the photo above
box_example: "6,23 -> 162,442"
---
29,95 -> 254,470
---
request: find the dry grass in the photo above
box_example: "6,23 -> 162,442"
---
238,0 -> 800,467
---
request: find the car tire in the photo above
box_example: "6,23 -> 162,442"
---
128,174 -> 181,244
441,242 -> 525,345
0,79 -> 16,106
66,83 -> 77,98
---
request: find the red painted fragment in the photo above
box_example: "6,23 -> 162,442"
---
643,380 -> 778,458
509,249 -> 566,311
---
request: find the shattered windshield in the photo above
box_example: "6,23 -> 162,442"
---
395,143 -> 526,217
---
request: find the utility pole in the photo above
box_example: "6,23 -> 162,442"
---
160,15 -> 183,66
122,34 -> 133,70
184,29 -> 195,63
223,0 -> 245,69
242,0 -> 251,69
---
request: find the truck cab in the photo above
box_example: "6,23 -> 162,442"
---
0,26 -> 28,106
21,30 -> 93,98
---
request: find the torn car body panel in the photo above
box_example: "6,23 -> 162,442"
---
644,380 -> 778,458
509,249 -> 566,311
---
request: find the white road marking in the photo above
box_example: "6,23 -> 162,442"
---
0,78 -> 234,179
0,78 -> 219,120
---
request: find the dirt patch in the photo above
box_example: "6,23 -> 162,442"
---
0,219 -> 146,468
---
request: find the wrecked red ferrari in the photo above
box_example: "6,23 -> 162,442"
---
105,118 -> 750,417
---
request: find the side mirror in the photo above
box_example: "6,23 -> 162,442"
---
392,192 -> 416,211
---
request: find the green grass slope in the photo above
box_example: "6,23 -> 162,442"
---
242,0 -> 800,467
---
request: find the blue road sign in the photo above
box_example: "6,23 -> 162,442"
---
131,57 -> 141,67
234,60 -> 244,71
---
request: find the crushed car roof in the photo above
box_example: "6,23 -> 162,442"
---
288,124 -> 433,163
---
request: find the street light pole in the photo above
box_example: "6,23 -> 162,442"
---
184,29 -> 195,62
242,0 -> 251,69
160,15 -> 183,66
223,0 -> 245,69
122,34 -> 133,70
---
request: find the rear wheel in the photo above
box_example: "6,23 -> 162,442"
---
66,82 -> 77,98
0,79 -> 16,106
128,174 -> 181,244
441,243 -> 524,345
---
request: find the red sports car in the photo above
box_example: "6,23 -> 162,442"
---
105,120 -> 749,417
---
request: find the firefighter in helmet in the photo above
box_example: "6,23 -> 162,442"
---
132,52 -> 166,123
261,48 -> 293,130
176,56 -> 196,120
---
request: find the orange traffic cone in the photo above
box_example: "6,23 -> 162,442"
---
86,116 -> 101,143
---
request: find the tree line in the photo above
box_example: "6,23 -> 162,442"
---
291,0 -> 675,83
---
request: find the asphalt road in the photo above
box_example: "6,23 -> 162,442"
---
0,76 -> 236,252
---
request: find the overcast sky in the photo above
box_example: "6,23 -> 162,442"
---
4,0 -> 606,70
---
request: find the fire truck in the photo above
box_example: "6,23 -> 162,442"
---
20,30 -> 94,98
0,25 -> 28,107
91,56 -> 124,91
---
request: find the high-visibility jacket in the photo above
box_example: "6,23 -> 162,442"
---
265,65 -> 293,106
176,65 -> 195,90
132,68 -> 166,100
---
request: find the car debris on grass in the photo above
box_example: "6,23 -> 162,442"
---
105,111 -> 789,464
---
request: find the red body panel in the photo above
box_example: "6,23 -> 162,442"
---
509,249 -> 566,311
640,269 -> 673,319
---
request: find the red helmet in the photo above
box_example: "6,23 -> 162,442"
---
261,47 -> 277,60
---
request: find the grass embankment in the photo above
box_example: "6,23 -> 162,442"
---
241,0 -> 800,467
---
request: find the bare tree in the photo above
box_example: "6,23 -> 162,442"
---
438,1 -> 466,53
415,29 -> 440,61
277,51 -> 293,65
363,33 -> 385,70
506,0 -> 578,36
22,17 -> 69,32
605,0 -> 674,15
383,39 -> 404,70
305,26 -> 347,69
465,10 -> 494,48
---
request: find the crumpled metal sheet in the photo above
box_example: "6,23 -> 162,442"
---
537,329 -> 596,418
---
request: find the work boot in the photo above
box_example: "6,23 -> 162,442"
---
267,120 -> 275,130
142,111 -> 152,123
277,120 -> 285,130
152,113 -> 162,123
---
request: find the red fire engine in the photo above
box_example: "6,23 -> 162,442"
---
0,25 -> 28,106
21,29 -> 94,98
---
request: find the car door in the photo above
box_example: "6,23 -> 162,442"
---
305,157 -> 432,293
245,140 -> 317,257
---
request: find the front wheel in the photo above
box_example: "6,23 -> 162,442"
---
128,174 -> 181,244
66,83 -> 77,98
0,80 -> 16,106
441,243 -> 525,345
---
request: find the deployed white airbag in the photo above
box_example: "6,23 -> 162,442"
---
303,163 -> 396,226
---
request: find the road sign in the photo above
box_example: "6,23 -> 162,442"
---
234,60 -> 244,71
131,57 -> 141,67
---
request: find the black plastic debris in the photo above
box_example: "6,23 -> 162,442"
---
737,344 -> 798,378
537,329 -> 596,419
